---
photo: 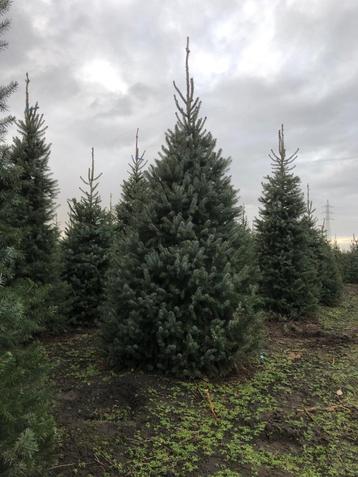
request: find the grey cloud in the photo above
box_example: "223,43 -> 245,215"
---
2,0 -> 357,240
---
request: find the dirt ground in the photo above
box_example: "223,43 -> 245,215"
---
44,286 -> 358,477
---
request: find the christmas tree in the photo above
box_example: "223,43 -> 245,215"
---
256,126 -> 318,319
0,249 -> 56,476
0,0 -> 18,252
115,128 -> 148,233
10,74 -> 58,284
62,149 -> 112,325
102,39 -> 260,377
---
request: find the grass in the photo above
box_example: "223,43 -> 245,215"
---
46,286 -> 358,476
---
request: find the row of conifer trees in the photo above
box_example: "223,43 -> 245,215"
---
1,2 -> 357,474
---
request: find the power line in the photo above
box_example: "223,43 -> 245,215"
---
301,155 -> 358,164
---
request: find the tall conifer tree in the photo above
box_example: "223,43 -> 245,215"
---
256,126 -> 317,319
10,74 -> 58,284
62,149 -> 112,325
102,39 -> 260,376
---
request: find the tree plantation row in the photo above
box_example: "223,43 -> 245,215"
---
1,2 -> 357,475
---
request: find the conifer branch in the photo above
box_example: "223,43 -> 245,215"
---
270,124 -> 298,172
186,37 -> 192,116
172,36 -> 201,131
173,81 -> 186,105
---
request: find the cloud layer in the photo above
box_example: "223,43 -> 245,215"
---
3,0 -> 357,243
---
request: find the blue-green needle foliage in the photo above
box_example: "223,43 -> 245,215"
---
10,74 -> 58,285
102,39 -> 261,377
303,188 -> 343,307
115,128 -> 148,234
256,126 -> 318,319
62,149 -> 112,325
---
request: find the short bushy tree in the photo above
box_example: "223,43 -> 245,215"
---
102,39 -> 260,377
256,126 -> 318,319
0,252 -> 56,476
318,240 -> 343,306
62,149 -> 112,325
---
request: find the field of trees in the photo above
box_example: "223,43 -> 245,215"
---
43,285 -> 357,476
1,1 -> 357,476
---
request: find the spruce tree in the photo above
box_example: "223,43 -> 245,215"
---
256,126 -> 318,319
10,74 -> 58,284
115,128 -> 148,233
318,240 -> 343,305
345,236 -> 358,283
332,239 -> 344,276
303,186 -> 342,307
0,250 -> 56,476
102,39 -> 260,377
0,146 -> 21,256
62,149 -> 112,325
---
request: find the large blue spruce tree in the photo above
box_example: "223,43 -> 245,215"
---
102,39 -> 260,377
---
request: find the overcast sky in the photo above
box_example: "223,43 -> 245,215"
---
3,0 -> 357,246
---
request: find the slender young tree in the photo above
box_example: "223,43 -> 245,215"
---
62,149 -> 112,325
10,74 -> 58,284
256,126 -> 318,319
102,39 -> 260,377
115,128 -> 148,233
